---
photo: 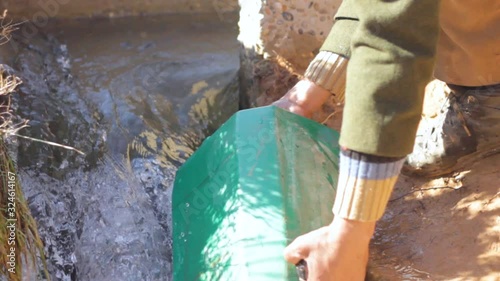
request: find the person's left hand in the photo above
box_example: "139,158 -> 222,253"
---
272,96 -> 312,118
271,80 -> 331,118
284,217 -> 375,281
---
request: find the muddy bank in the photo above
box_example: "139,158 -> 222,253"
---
1,14 -> 239,281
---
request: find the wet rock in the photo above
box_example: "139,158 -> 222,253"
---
6,32 -> 103,178
73,159 -> 171,281
20,170 -> 82,281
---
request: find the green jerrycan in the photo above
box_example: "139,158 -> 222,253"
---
172,106 -> 340,280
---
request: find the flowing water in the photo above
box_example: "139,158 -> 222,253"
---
1,14 -> 239,281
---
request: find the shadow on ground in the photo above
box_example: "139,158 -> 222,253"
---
370,154 -> 500,280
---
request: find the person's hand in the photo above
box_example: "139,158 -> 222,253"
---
272,80 -> 331,118
272,96 -> 312,118
284,217 -> 376,281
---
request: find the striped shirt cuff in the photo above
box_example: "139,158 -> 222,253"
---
333,150 -> 405,222
304,51 -> 348,103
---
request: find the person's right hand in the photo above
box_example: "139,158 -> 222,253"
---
272,80 -> 331,118
284,217 -> 375,281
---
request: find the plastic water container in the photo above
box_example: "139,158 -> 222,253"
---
173,106 -> 340,280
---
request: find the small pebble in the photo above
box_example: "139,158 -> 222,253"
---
282,11 -> 294,21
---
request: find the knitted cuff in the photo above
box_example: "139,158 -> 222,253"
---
304,51 -> 348,103
333,150 -> 405,222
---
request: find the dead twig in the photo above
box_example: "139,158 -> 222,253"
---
0,10 -> 24,46
12,133 -> 85,155
389,186 -> 460,202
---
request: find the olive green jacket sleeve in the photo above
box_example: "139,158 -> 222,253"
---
320,0 -> 441,157
320,0 -> 358,58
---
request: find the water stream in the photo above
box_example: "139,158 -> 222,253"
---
2,14 -> 239,281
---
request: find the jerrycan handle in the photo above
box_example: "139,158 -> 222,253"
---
296,260 -> 308,281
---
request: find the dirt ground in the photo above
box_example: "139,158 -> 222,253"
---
370,154 -> 500,280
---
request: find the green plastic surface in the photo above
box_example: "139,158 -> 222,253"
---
172,106 -> 340,280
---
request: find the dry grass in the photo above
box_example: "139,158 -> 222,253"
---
0,10 -> 21,46
0,138 -> 49,281
0,69 -> 27,137
0,11 -> 49,281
